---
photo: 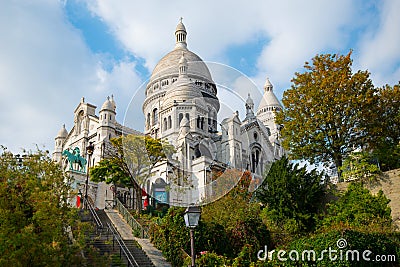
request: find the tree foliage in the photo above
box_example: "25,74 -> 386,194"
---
149,171 -> 269,266
279,230 -> 400,267
256,157 -> 327,234
276,51 -> 376,178
370,83 -> 400,171
321,183 -> 392,231
0,148 -> 86,266
90,134 -> 173,210
340,151 -> 381,185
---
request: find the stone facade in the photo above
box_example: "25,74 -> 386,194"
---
53,96 -> 140,209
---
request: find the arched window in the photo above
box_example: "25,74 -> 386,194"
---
147,113 -> 151,129
152,108 -> 158,125
163,118 -> 167,131
235,144 -> 241,167
251,147 -> 261,174
168,116 -> 172,129
178,113 -> 183,126
197,116 -> 201,128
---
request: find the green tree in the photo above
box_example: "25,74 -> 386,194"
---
321,183 -> 392,231
256,157 -> 327,235
340,151 -> 381,185
0,147 -> 87,266
370,83 -> 400,171
280,230 -> 400,267
202,171 -> 270,257
276,52 -> 377,180
149,171 -> 270,265
90,134 -> 173,211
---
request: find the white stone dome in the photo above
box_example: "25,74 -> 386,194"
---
150,49 -> 213,82
57,124 -> 68,138
175,20 -> 186,33
258,91 -> 281,109
257,78 -> 282,114
101,97 -> 115,112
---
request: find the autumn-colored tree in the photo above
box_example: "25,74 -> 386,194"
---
90,134 -> 173,211
276,51 -> 377,179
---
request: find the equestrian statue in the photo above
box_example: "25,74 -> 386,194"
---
62,147 -> 87,173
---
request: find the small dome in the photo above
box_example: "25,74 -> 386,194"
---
57,124 -> 68,138
264,77 -> 273,89
101,96 -> 115,112
257,78 -> 282,114
176,18 -> 186,33
246,93 -> 254,106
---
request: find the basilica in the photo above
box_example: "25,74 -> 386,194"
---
53,19 -> 284,208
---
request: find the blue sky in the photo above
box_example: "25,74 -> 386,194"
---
0,0 -> 399,153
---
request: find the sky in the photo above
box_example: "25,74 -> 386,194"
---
1,0 -> 399,154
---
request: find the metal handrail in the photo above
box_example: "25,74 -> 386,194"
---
107,222 -> 139,267
83,199 -> 139,266
115,198 -> 149,238
84,198 -> 103,229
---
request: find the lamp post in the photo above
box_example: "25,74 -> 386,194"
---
85,142 -> 94,209
184,206 -> 201,267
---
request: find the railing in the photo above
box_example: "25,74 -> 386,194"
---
105,199 -> 115,210
84,198 -> 103,229
115,198 -> 149,238
84,199 -> 139,267
107,222 -> 139,267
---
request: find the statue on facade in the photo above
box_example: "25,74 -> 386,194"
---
62,147 -> 87,173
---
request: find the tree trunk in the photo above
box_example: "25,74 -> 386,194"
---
334,153 -> 343,182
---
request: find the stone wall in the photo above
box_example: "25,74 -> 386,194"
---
336,168 -> 400,228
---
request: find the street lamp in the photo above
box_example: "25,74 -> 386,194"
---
85,142 -> 94,209
184,206 -> 201,267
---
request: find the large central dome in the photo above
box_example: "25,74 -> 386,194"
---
148,18 -> 214,87
143,19 -> 220,137
150,49 -> 213,82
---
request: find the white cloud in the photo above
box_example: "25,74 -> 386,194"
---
2,0 -> 399,154
357,0 -> 400,86
84,0 -> 366,97
0,1 -> 142,152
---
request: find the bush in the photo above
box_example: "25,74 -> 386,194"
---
266,230 -> 400,267
183,251 -> 227,267
321,182 -> 392,231
148,207 -> 188,267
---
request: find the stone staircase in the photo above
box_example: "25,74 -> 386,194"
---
80,206 -> 154,266
97,210 -> 155,267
